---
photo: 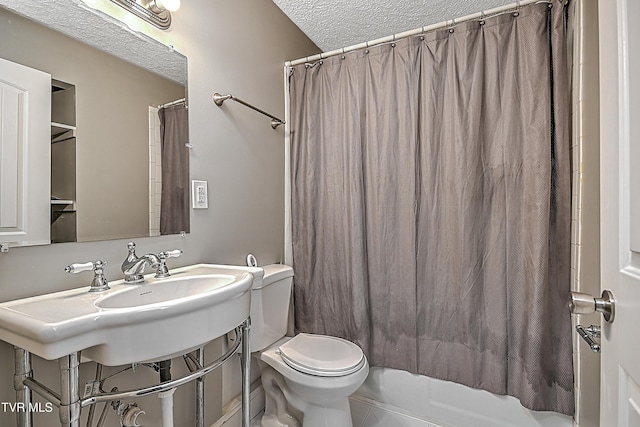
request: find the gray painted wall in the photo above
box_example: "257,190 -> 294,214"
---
0,0 -> 318,425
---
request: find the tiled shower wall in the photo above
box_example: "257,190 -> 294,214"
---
569,1 -> 601,426
149,106 -> 162,237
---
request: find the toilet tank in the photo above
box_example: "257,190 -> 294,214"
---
250,264 -> 294,352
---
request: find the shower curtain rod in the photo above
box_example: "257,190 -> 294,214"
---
286,0 -> 552,67
213,92 -> 285,129
158,98 -> 186,108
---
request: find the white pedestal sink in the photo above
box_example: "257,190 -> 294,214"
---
0,264 -> 262,365
1,263 -> 262,427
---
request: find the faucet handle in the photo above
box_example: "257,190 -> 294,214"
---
160,249 -> 182,259
65,260 -> 110,292
65,261 -> 96,274
154,249 -> 183,278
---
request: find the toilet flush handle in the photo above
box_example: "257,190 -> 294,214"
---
247,254 -> 258,267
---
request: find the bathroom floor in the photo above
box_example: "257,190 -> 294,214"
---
215,395 -> 442,427
350,396 -> 442,427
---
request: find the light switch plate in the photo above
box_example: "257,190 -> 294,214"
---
192,180 -> 208,209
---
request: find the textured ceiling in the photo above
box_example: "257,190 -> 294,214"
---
272,0 -> 514,53
1,0 -> 516,79
0,0 -> 186,85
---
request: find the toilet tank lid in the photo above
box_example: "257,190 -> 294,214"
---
254,264 -> 293,289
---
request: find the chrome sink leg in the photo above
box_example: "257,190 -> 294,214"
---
241,318 -> 251,427
195,347 -> 205,427
13,347 -> 33,427
58,353 -> 80,427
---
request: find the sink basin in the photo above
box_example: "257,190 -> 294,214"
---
0,264 -> 263,366
95,273 -> 238,309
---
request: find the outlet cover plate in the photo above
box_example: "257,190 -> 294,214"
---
192,180 -> 208,209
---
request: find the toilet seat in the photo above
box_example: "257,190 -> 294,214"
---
277,333 -> 365,377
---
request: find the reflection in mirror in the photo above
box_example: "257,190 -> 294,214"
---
0,3 -> 189,243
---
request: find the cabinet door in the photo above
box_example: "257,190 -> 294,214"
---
0,58 -> 50,246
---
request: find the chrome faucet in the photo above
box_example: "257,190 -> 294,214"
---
121,242 -> 182,284
121,242 -> 160,284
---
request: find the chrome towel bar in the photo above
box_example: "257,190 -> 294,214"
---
213,92 -> 285,129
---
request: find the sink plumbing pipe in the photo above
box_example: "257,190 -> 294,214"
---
112,400 -> 146,427
92,385 -> 146,427
158,360 -> 175,427
159,388 -> 177,427
89,364 -> 155,427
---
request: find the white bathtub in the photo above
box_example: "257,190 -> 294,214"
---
349,368 -> 573,427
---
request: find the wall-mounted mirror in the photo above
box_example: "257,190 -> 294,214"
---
0,2 -> 189,243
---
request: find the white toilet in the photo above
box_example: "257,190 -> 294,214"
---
250,264 -> 369,427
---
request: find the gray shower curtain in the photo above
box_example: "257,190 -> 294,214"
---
289,1 -> 573,415
159,104 -> 190,235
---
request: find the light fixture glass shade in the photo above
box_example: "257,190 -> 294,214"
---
110,0 -> 173,29
156,0 -> 181,12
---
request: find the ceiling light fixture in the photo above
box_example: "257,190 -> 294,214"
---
152,0 -> 181,12
109,0 -> 181,30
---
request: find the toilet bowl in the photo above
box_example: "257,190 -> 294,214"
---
258,334 -> 369,427
248,264 -> 369,427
